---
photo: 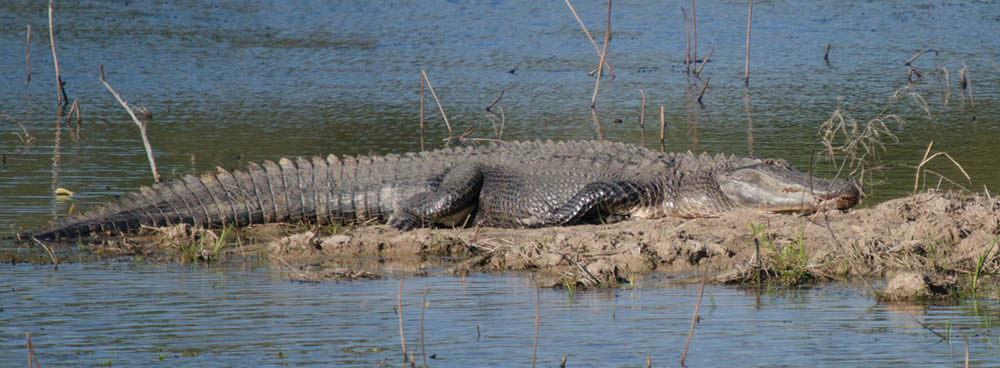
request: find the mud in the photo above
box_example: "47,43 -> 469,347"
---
28,191 -> 1000,296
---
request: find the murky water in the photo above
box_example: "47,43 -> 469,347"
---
2,0 -> 999,234
2,1 -> 1000,366
2,264 -> 999,367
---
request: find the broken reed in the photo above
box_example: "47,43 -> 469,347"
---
564,0 -> 615,78
639,89 -> 646,146
48,0 -> 67,108
25,25 -> 31,88
531,286 -> 540,368
419,70 -> 453,141
397,275 -> 408,362
100,64 -> 160,183
590,0 -> 612,108
689,0 -> 697,72
680,271 -> 708,366
744,0 -> 752,94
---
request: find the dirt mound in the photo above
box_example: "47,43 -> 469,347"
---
247,191 -> 997,292
46,191 -> 997,296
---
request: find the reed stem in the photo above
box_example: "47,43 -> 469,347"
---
419,75 -> 425,151
590,0 -> 612,108
682,7 -> 690,72
658,106 -> 665,152
744,0 -> 752,96
680,272 -> 708,366
398,275 -> 408,361
563,0 -> 616,78
25,25 -> 31,89
420,70 -> 453,138
639,89 -> 646,146
100,65 -> 160,183
532,286 -> 540,368
48,0 -> 67,107
420,290 -> 429,368
689,0 -> 697,71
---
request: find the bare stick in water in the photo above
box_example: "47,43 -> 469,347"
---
564,0 -> 616,79
29,236 -> 59,267
744,0 -> 753,95
689,0 -> 697,69
27,331 -> 40,368
659,106 -> 665,152
420,70 -> 453,139
25,25 -> 31,88
420,290 -> 429,368
48,0 -> 67,107
694,46 -> 713,78
398,275 -> 408,362
824,44 -> 832,65
532,286 -> 540,368
697,78 -> 710,105
904,48 -> 938,66
639,89 -> 646,146
590,0 -> 612,108
99,64 -> 160,183
682,6 -> 690,72
680,272 -> 708,366
419,75 -> 425,151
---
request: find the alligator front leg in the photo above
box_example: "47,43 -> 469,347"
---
388,164 -> 484,230
519,181 -> 653,227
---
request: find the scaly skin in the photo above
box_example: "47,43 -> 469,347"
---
25,140 -> 861,240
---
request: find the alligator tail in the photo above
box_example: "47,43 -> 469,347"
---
27,155 -> 376,240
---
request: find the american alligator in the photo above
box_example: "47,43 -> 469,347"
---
27,140 -> 861,240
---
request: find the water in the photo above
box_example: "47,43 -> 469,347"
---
1,0 -> 999,234
2,1 -> 1000,366
2,264 -> 998,367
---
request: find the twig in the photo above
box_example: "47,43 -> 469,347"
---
694,46 -> 713,78
420,70 -> 452,138
64,100 -> 81,139
682,6 -> 690,72
658,106 -> 665,152
591,108 -> 603,141
696,78 -> 710,105
961,62 -> 974,108
419,75 -> 425,151
912,141 -> 971,194
590,0 -> 612,108
639,89 -> 646,146
27,331 -> 39,368
532,286 -> 540,368
744,0 -> 752,95
48,0 -> 67,107
563,0 -> 616,79
26,25 -> 31,88
420,289 -> 429,368
29,235 -> 59,268
680,271 -> 707,366
100,64 -> 160,183
964,336 -> 970,368
824,44 -> 832,65
904,49 -> 938,66
689,0 -> 697,70
398,275 -> 408,361
486,89 -> 504,112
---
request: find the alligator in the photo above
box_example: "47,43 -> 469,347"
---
26,140 -> 861,240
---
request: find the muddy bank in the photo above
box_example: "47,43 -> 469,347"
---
25,191 -> 1000,296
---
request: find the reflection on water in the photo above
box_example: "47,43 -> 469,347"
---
1,264 -> 998,367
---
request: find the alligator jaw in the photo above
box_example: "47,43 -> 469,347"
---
718,162 -> 862,214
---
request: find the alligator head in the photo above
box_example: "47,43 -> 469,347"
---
717,159 -> 862,214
